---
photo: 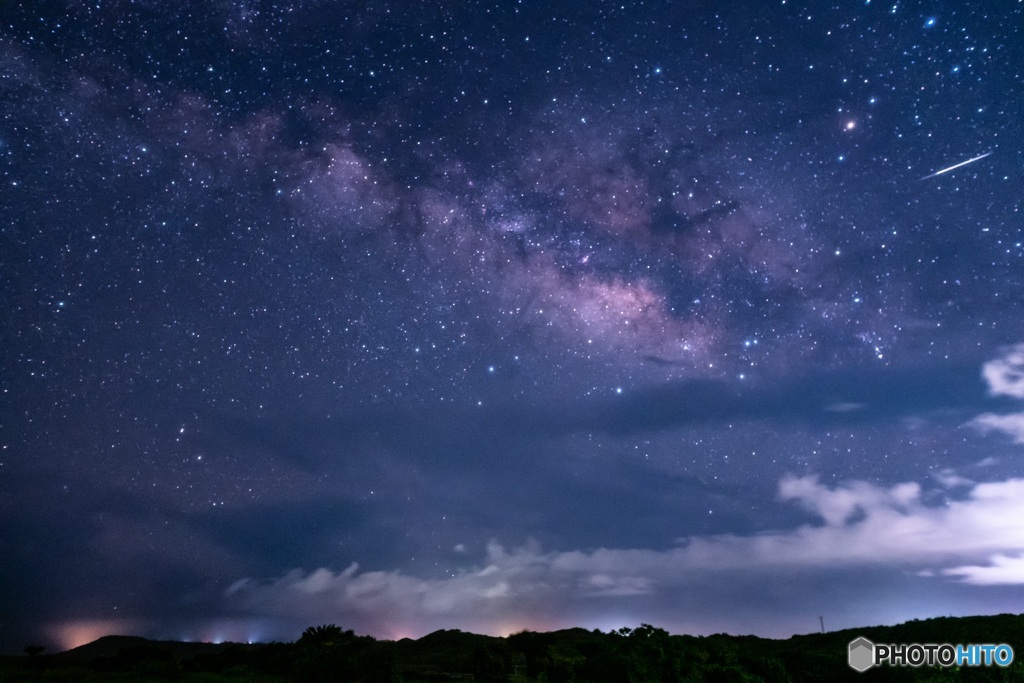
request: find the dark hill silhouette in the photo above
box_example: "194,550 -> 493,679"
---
52,634 -> 240,664
0,613 -> 1021,681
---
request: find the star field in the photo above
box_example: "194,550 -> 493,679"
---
2,0 -> 1024,651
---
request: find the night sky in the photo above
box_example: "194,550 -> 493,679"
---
3,0 -> 1024,654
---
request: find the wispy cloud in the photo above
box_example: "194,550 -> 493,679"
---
981,344 -> 1024,398
944,554 -> 1024,585
968,413 -> 1024,444
967,344 -> 1024,442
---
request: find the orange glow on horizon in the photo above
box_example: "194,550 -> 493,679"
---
50,619 -> 141,651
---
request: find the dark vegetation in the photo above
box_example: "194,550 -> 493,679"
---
2,614 -> 1023,682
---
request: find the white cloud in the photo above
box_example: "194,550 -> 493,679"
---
967,345 -> 1024,443
777,474 -> 920,526
932,468 -> 973,488
968,412 -> 1024,444
944,554 -> 1024,585
982,344 -> 1024,398
226,475 -> 1024,636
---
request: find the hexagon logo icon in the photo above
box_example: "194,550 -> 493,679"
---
849,636 -> 875,672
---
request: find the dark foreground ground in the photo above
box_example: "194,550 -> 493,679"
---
2,614 -> 1023,682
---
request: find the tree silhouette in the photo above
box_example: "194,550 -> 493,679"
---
299,623 -> 350,647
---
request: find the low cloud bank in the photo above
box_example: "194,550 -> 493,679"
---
226,473 -> 1024,636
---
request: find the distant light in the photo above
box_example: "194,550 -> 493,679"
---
924,17 -> 936,27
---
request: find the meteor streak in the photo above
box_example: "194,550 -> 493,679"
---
922,152 -> 992,180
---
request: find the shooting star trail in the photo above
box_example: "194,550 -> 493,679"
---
921,152 -> 992,180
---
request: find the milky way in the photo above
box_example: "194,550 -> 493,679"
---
2,0 -> 1024,651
